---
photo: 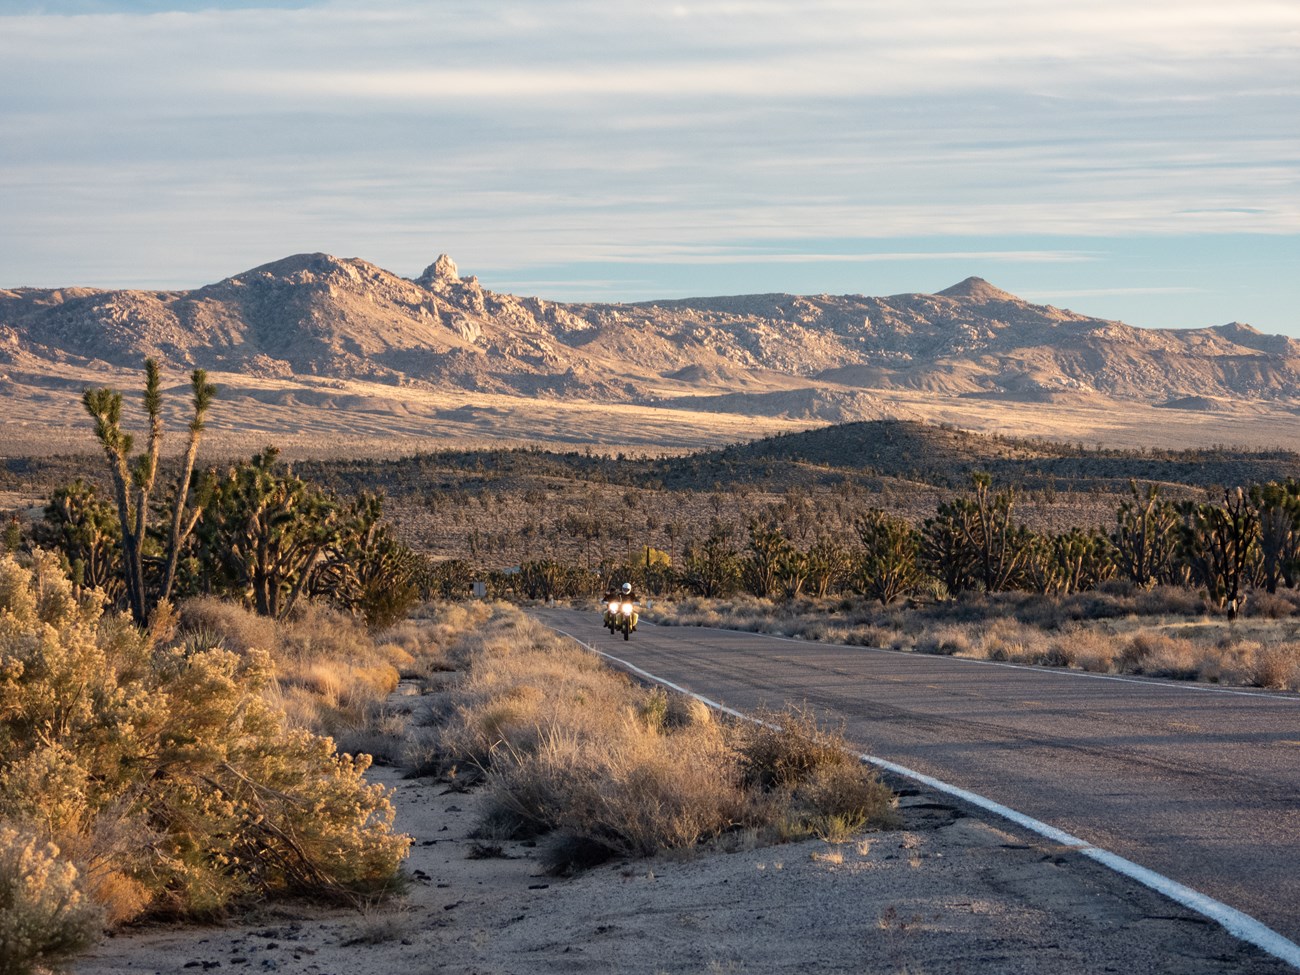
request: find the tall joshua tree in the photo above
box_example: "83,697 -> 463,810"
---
82,359 -> 216,624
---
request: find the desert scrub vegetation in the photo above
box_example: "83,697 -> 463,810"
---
0,551 -> 410,959
415,606 -> 895,875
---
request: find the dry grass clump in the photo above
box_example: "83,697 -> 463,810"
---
1198,636 -> 1300,690
406,600 -> 494,663
842,625 -> 897,649
1043,628 -> 1118,672
914,625 -> 972,656
1243,590 -> 1300,620
1131,586 -> 1210,618
1119,632 -> 1202,680
1248,643 -> 1300,689
738,706 -> 897,843
179,596 -> 404,736
433,613 -> 621,773
422,607 -> 896,873
971,619 -> 1051,663
489,721 -> 747,874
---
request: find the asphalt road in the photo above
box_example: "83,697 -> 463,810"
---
531,606 -> 1300,947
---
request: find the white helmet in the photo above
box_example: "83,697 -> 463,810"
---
621,583 -> 632,593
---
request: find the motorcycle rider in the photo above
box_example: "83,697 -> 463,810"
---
602,581 -> 640,631
601,582 -> 621,628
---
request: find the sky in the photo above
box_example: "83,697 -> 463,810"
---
2,0 -> 1298,335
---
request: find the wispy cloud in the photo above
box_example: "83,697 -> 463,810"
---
1021,287 -> 1207,299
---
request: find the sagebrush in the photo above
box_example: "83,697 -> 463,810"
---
0,552 -> 410,943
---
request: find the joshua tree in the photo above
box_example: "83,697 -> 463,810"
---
682,529 -> 742,598
1251,480 -> 1300,593
82,360 -> 216,624
1113,481 -> 1178,588
744,519 -> 792,598
1024,528 -> 1117,595
804,536 -> 849,598
853,508 -> 924,605
922,473 -> 1030,594
196,448 -> 339,619
1179,488 -> 1260,618
38,479 -> 123,598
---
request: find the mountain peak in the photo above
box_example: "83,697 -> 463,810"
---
418,254 -> 461,287
936,277 -> 1018,302
1214,321 -> 1259,335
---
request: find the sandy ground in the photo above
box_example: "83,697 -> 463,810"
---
73,761 -> 1292,975
4,365 -> 1299,459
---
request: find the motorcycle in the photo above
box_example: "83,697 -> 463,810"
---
605,599 -> 638,640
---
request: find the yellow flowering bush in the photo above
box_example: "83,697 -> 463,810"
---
0,552 -> 410,937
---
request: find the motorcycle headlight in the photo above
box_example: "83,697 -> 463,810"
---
608,602 -> 619,613
621,602 -> 634,615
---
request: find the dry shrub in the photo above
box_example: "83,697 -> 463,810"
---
794,763 -> 899,839
1133,586 -> 1205,618
0,554 -> 410,935
1248,643 -> 1300,690
0,827 -> 102,975
737,707 -> 894,843
738,706 -> 853,791
1120,632 -> 1200,679
1243,590 -> 1300,620
914,625 -> 972,656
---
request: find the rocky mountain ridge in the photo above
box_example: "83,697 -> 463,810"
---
2,252 -> 1298,424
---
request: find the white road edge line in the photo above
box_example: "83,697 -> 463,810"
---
542,622 -> 1300,972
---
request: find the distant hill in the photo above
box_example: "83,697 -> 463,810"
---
702,420 -> 1300,491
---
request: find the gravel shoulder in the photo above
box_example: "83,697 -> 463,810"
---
73,763 -> 1292,975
